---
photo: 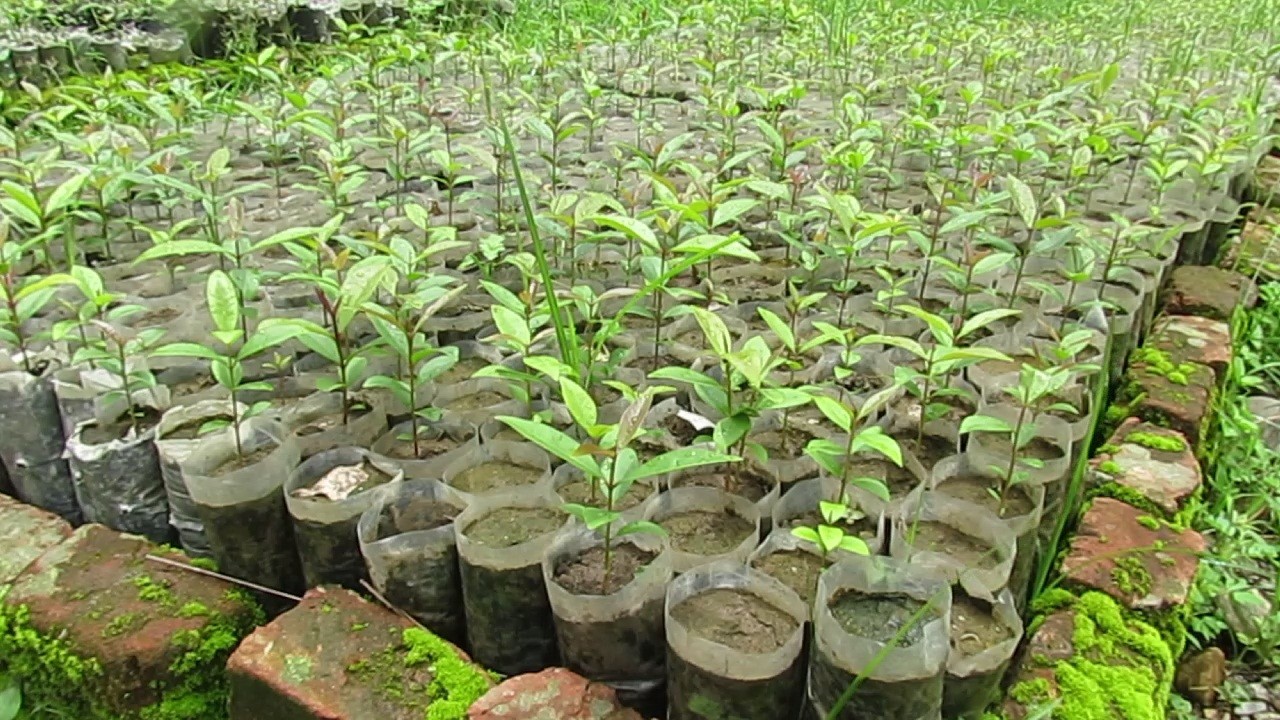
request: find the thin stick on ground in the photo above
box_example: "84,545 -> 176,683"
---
144,553 -> 303,603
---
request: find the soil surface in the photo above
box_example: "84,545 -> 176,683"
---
382,435 -> 459,461
936,473 -> 1035,518
80,406 -> 163,445
553,544 -> 656,595
450,461 -> 543,494
557,478 -> 651,511
675,468 -> 775,502
829,590 -> 931,646
898,435 -> 956,473
376,497 -> 459,539
435,357 -> 489,385
464,506 -> 562,548
296,403 -> 372,436
160,414 -> 233,440
662,509 -> 754,555
212,444 -> 275,476
445,391 -> 506,411
909,521 -> 1000,569
949,593 -> 1012,657
786,510 -> 877,542
751,549 -> 825,604
670,587 -> 798,653
980,435 -> 1065,463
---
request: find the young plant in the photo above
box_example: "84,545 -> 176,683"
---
72,322 -> 164,436
791,498 -> 875,559
499,385 -> 737,593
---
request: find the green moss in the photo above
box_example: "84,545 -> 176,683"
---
1035,592 -> 1174,720
347,628 -> 491,720
188,558 -> 219,572
134,575 -> 176,606
0,603 -> 105,717
1097,460 -> 1122,476
1031,588 -> 1077,614
1124,431 -> 1185,453
102,612 -> 146,638
351,621 -> 370,632
177,602 -> 210,618
1136,515 -> 1161,531
1088,481 -> 1167,519
1010,678 -> 1053,704
283,654 -> 313,684
1111,554 -> 1153,598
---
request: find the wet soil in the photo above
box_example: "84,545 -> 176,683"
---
898,434 -> 956,472
751,549 -> 825,605
296,403 -> 372,436
553,544 -> 656,595
662,509 -> 754,555
829,590 -> 932,646
464,506 -> 562,548
557,478 -> 651,511
212,444 -> 274,476
937,473 -> 1035,518
382,434 -> 459,461
979,435 -> 1065,463
376,497 -> 458,539
674,468 -> 775,502
659,412 -> 704,446
629,353 -> 685,376
80,406 -> 163,445
950,593 -> 1012,657
436,357 -> 490,385
445,391 -> 507,412
670,587 -> 798,653
450,460 -> 543,494
908,521 -> 999,569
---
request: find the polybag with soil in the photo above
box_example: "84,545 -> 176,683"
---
154,399 -> 246,557
66,393 -> 173,544
542,524 -> 672,709
358,478 -> 468,645
808,555 -> 952,720
645,487 -> 761,573
455,484 -> 568,674
943,588 -> 1023,719
183,416 -> 305,597
891,491 -> 1017,602
279,389 -> 389,458
441,439 -> 553,501
665,560 -> 808,720
285,446 -> 404,590
370,416 -> 478,479
0,360 -> 80,522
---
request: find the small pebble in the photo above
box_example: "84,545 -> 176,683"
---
1237,701 -> 1269,716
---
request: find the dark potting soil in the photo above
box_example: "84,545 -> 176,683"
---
80,406 -> 163,445
838,371 -> 886,395
909,521 -> 999,569
662,510 -> 753,556
829,590 -> 932,647
160,414 -> 233,440
658,410 -> 703,447
630,353 -> 685,377
464,506 -> 562,548
450,461 -> 543,494
445,391 -> 506,412
980,435 -> 1065,463
899,435 -> 956,472
751,549 -> 825,605
754,427 -> 816,460
382,435 -> 459,461
553,544 -> 656,595
671,587 -> 797,653
434,357 -> 489,385
557,479 -> 650,511
950,593 -> 1012,658
376,497 -> 459,540
296,404 -> 372,437
676,468 -> 774,502
212,444 -> 275,476
938,474 -> 1035,518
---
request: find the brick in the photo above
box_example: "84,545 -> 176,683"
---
1092,419 -> 1201,516
468,667 -> 644,720
1161,265 -> 1255,321
228,586 -> 491,720
1061,498 -> 1205,611
0,494 -> 72,585
1122,360 -> 1216,445
1144,315 -> 1233,384
1225,214 -> 1280,282
0,524 -> 260,718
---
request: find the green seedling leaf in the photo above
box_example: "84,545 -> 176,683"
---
791,526 -> 821,545
628,446 -> 738,483
812,395 -> 853,432
850,426 -> 903,466
818,524 -> 844,553
960,415 -> 1015,435
0,675 -> 19,720
617,520 -> 667,538
559,376 -> 598,434
205,270 -> 240,335
1005,175 -> 1037,227
500,416 -> 601,476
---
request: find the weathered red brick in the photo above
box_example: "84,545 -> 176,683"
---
1144,315 -> 1233,384
0,494 -> 72,585
1092,419 -> 1201,516
1061,498 -> 1204,611
1122,360 -> 1216,445
228,586 -> 491,720
0,524 -> 259,718
1161,265 -> 1255,321
468,667 -> 644,720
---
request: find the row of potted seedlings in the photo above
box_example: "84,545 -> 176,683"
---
0,234 -> 1116,718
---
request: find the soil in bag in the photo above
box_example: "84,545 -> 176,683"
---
368,493 -> 466,644
554,544 -> 656,595
556,479 -> 650,512
819,590 -> 943,720
291,459 -> 395,590
449,461 -> 543,494
674,467 -> 775,502
663,510 -> 754,555
461,507 -> 562,673
752,549 -> 825,606
944,593 -> 1016,719
668,588 -> 804,720
906,522 -> 1001,571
